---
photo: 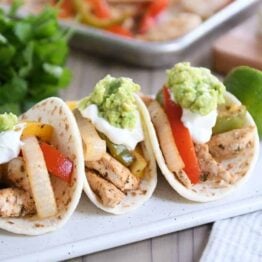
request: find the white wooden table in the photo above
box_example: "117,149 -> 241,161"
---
60,7 -> 257,260
67,225 -> 211,262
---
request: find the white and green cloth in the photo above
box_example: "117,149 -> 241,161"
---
201,212 -> 262,262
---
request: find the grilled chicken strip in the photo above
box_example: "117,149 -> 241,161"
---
181,0 -> 232,19
195,143 -> 233,184
140,95 -> 153,106
0,188 -> 36,217
87,170 -> 125,208
139,13 -> 201,41
4,157 -> 31,192
86,153 -> 139,192
208,127 -> 255,161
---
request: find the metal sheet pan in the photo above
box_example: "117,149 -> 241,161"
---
0,0 -> 259,67
64,0 -> 260,67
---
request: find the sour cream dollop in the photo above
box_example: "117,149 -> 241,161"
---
80,104 -> 144,150
0,124 -> 24,164
181,109 -> 217,144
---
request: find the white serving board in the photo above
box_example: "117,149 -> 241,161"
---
1,143 -> 262,262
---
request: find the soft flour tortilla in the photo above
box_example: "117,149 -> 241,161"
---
144,92 -> 260,202
0,97 -> 84,235
82,95 -> 157,214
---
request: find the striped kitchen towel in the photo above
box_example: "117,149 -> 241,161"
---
201,211 -> 262,262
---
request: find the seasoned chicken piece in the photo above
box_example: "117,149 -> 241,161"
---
0,188 -> 36,217
140,94 -> 153,106
181,0 -> 232,19
195,143 -> 233,184
4,157 -> 31,192
138,13 -> 201,41
87,170 -> 125,208
86,153 -> 139,192
110,2 -> 143,24
148,101 -> 184,172
208,127 -> 255,160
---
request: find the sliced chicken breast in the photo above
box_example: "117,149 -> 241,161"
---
87,170 -> 125,208
195,143 -> 233,184
5,157 -> 31,192
86,153 -> 139,192
0,188 -> 36,217
139,13 -> 201,41
181,0 -> 232,19
208,127 -> 255,160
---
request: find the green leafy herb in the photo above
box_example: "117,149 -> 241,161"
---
0,2 -> 72,113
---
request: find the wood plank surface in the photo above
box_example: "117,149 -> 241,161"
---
66,225 -> 211,262
213,17 -> 262,74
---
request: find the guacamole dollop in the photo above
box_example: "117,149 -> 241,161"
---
167,62 -> 225,115
0,113 -> 18,132
78,75 -> 140,129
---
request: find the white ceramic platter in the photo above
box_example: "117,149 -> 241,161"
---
1,143 -> 262,262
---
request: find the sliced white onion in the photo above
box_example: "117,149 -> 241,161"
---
74,110 -> 106,161
148,101 -> 184,172
22,136 -> 57,218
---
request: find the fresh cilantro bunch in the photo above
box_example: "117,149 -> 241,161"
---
0,1 -> 72,114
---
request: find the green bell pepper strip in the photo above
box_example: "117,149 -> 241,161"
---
73,0 -> 126,28
99,133 -> 135,167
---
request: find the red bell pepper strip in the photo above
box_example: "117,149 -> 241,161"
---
163,87 -> 200,184
139,0 -> 169,33
40,143 -> 73,183
139,15 -> 155,34
106,25 -> 133,38
85,0 -> 111,19
146,0 -> 169,17
55,0 -> 75,18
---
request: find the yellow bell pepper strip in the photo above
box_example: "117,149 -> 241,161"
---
66,101 -> 78,111
40,142 -> 73,183
130,149 -> 147,178
21,122 -> 54,143
73,0 -> 126,28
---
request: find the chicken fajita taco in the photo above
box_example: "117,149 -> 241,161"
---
143,63 -> 259,202
0,97 -> 84,235
74,75 -> 157,214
